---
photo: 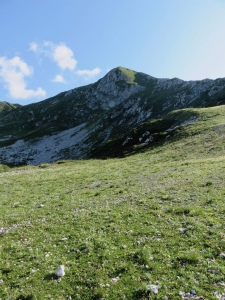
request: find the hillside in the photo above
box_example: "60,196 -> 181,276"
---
1,104 -> 225,299
0,67 -> 225,165
0,101 -> 21,117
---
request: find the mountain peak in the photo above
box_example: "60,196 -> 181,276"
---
105,67 -> 157,86
101,66 -> 137,84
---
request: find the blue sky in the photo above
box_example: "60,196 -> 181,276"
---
0,0 -> 225,105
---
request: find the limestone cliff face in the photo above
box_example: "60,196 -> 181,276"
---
0,67 -> 225,165
84,68 -> 145,110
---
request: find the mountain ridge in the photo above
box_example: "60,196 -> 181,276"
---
0,66 -> 225,165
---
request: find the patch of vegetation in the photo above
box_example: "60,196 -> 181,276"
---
0,163 -> 10,173
117,66 -> 137,82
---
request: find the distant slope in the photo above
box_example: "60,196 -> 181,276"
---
0,101 -> 21,117
0,67 -> 225,165
90,104 -> 225,159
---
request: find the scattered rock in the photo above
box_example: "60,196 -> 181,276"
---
0,279 -> 3,284
0,228 -> 9,235
179,291 -> 185,297
146,284 -> 159,294
179,289 -> 203,299
215,291 -> 225,300
217,282 -> 225,287
37,204 -> 44,208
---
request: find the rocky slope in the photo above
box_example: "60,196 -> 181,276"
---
0,67 -> 225,165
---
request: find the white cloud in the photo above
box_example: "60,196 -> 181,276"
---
53,45 -> 77,70
77,67 -> 101,80
29,41 -> 101,82
30,41 -> 77,70
52,74 -> 65,83
0,56 -> 46,99
29,42 -> 39,52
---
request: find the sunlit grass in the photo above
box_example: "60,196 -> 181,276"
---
1,106 -> 225,299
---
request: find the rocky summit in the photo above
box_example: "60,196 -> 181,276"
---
0,66 -> 225,165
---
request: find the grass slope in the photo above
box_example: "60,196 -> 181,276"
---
0,102 -> 21,118
1,105 -> 225,299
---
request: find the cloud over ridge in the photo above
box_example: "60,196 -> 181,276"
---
30,41 -> 77,70
0,56 -> 46,99
77,67 -> 101,77
30,41 -> 101,80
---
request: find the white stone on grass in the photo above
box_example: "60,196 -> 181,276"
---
55,265 -> 65,277
111,277 -> 119,283
178,228 -> 186,234
146,284 -> 159,294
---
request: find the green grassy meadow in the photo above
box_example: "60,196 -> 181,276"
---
1,106 -> 225,299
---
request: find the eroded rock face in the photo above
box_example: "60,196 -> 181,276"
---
85,68 -> 145,110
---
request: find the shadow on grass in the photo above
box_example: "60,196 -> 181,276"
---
132,289 -> 151,299
43,273 -> 58,281
16,295 -> 34,300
